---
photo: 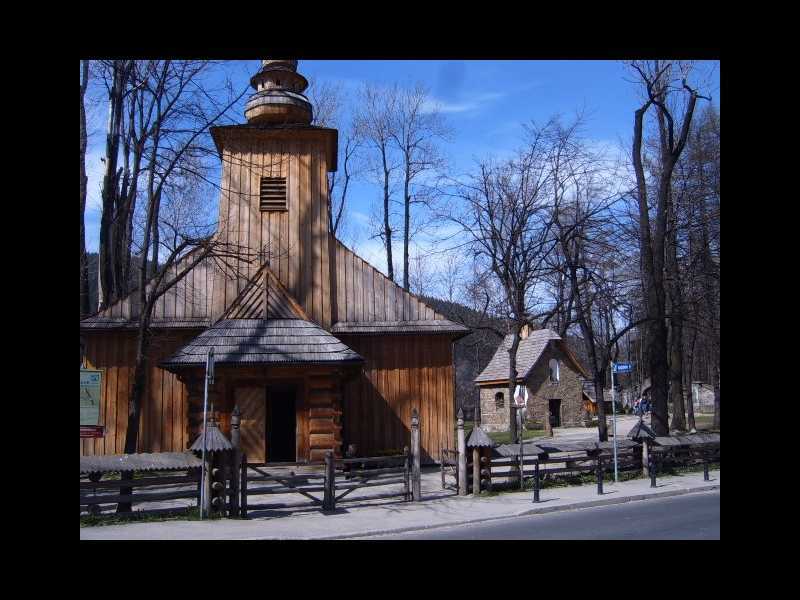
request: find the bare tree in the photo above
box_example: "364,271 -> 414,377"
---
629,60 -> 710,436
97,59 -> 134,310
354,84 -> 400,281
389,84 -> 451,291
307,78 -> 363,237
450,127 -> 560,442
80,60 -> 91,318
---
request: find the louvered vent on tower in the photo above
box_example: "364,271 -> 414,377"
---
260,176 -> 287,211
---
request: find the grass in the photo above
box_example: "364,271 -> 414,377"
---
692,414 -> 718,431
462,422 -> 549,445
79,506 -> 235,528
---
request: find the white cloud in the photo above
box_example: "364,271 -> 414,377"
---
421,91 -> 506,115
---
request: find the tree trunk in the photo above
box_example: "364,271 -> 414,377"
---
666,194 -> 686,432
98,60 -> 128,310
80,60 -> 91,318
506,329 -> 520,443
685,327 -> 697,431
403,169 -> 410,291
381,145 -> 394,282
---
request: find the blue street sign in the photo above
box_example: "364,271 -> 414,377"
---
613,362 -> 632,373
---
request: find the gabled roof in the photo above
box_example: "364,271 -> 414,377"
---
162,265 -> 362,369
474,329 -> 589,384
220,262 -> 310,321
161,319 -> 363,369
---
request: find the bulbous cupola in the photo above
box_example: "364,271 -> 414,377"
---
244,59 -> 313,125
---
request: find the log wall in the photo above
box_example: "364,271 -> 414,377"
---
338,335 -> 455,464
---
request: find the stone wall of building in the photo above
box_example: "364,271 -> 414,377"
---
526,343 -> 588,427
477,342 -> 590,432
478,385 -> 513,432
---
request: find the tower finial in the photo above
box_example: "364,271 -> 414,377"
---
245,59 -> 312,125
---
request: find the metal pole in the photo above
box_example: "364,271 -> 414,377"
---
611,362 -> 618,483
200,347 -> 214,519
200,368 -> 209,518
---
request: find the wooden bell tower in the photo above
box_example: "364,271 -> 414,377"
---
209,59 -> 338,329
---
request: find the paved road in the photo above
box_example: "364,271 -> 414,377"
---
370,490 -> 720,540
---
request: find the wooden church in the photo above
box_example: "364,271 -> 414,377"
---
80,60 -> 469,464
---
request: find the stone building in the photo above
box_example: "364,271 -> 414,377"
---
474,327 -> 593,432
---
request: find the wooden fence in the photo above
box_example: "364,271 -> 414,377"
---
80,469 -> 202,517
481,445 -> 641,490
238,449 -> 414,517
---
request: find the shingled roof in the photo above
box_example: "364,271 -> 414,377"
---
332,320 -> 469,336
161,318 -> 363,369
474,329 -> 563,384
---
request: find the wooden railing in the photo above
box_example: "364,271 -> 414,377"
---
80,469 -> 202,517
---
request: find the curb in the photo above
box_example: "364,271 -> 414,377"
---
316,484 -> 720,540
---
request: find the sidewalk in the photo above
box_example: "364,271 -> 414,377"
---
80,469 -> 719,540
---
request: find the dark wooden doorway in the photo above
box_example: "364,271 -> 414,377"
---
548,399 -> 562,428
267,384 -> 297,462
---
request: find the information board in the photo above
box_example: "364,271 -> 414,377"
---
80,369 -> 103,427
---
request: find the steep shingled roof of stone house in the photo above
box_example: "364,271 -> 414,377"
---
474,328 -> 589,384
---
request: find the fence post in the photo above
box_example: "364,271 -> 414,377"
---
533,459 -> 540,503
472,446 -> 481,496
240,453 -> 248,518
202,452 -> 213,516
481,454 -> 492,492
324,451 -> 336,511
596,455 -> 603,495
230,405 -> 241,517
519,442 -> 524,490
642,440 -> 650,478
404,446 -> 411,501
440,441 -> 446,490
457,409 -> 467,496
411,408 -> 421,501
703,450 -> 709,481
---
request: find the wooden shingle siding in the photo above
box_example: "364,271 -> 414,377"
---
330,238 -> 452,326
339,334 -> 454,464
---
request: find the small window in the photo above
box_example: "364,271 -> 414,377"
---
495,392 -> 504,409
260,176 -> 287,211
549,359 -> 560,383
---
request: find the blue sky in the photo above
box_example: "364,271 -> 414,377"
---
84,60 -> 720,274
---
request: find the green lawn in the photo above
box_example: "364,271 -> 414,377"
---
461,422 -> 549,445
692,414 -> 718,431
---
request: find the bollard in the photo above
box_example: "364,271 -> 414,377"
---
649,451 -> 657,488
533,460 -> 540,503
323,451 -> 336,511
239,453 -> 248,518
473,446 -> 481,496
596,456 -> 603,495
